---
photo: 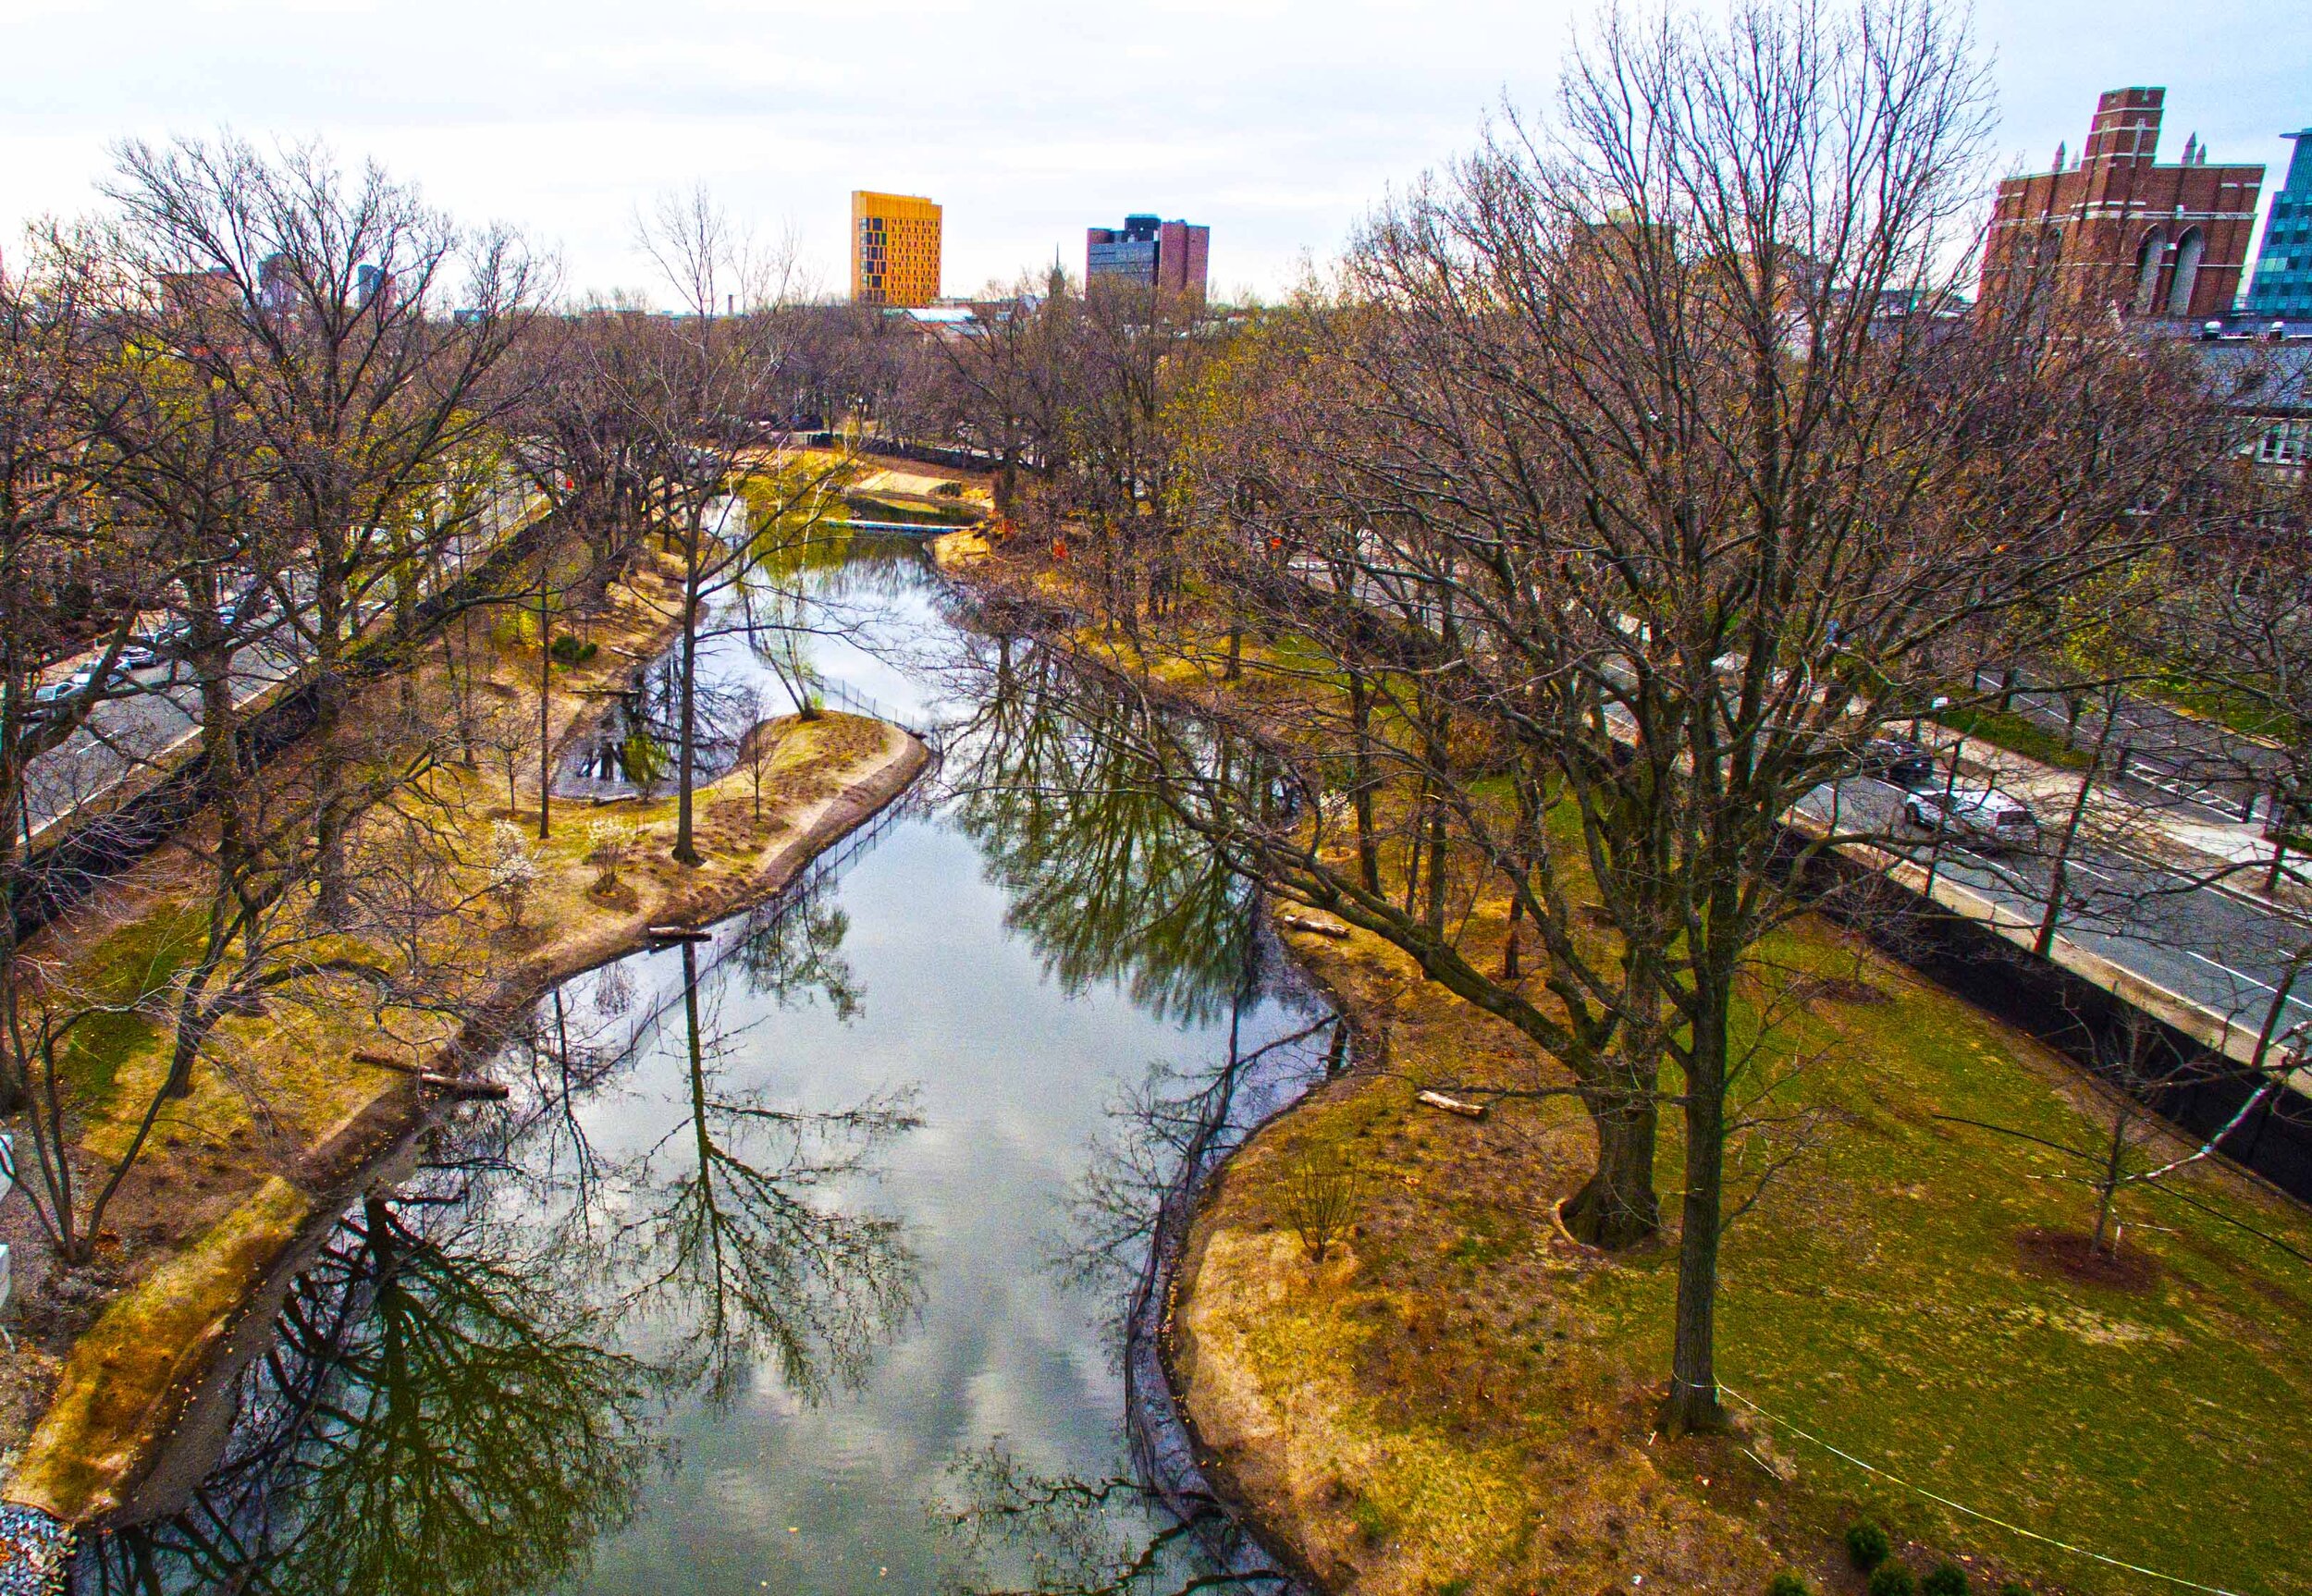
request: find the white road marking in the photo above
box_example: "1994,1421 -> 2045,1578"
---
2185,950 -> 2312,1013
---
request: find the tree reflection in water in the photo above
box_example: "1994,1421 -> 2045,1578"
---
939,1443 -> 1289,1596
78,1191 -> 655,1596
613,936 -> 919,1406
949,636 -> 1266,1028
935,630 -> 1329,1596
77,872 -> 924,1594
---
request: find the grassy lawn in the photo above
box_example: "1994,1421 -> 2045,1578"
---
1937,704 -> 2094,773
1176,896 -> 2312,1596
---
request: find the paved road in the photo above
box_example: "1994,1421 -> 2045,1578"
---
1970,668 -> 2279,826
18,489 -> 535,847
1807,775 -> 2312,1050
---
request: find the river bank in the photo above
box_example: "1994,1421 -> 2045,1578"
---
938,533 -> 2312,1596
0,539 -> 932,1539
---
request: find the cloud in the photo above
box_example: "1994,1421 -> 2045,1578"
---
4,0 -> 2305,301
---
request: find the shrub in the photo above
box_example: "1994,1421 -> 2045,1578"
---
1922,1564 -> 1968,1596
1868,1565 -> 1916,1596
549,633 -> 598,667
1279,1144 -> 1366,1264
1847,1521 -> 1892,1571
932,480 -> 965,497
1766,1575 -> 1810,1596
584,819 -> 628,891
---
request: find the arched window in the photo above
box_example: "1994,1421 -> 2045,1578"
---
2168,227 -> 2206,317
2134,227 -> 2168,316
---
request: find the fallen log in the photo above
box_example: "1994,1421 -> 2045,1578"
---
646,925 -> 713,943
1417,1089 -> 1488,1122
354,1050 -> 508,1100
1277,912 -> 1350,940
419,1073 -> 510,1100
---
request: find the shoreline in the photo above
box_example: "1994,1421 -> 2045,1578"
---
2,720 -> 932,1533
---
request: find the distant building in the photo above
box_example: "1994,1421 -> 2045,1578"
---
2246,129 -> 2312,322
852,191 -> 941,308
1086,215 -> 1209,303
1977,88 -> 2264,322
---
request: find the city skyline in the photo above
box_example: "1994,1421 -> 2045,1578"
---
0,0 -> 2305,306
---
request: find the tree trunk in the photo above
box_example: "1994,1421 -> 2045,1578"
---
2035,685 -> 2120,957
312,558 -> 352,924
1661,1011 -> 1729,1434
1349,671 -> 1380,894
537,573 -> 554,841
2091,1107 -> 2131,1257
1562,1092 -> 1661,1248
673,536 -> 704,866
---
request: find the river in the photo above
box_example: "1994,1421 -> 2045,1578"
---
68,538 -> 1330,1596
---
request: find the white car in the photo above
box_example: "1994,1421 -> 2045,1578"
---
1903,785 -> 2038,850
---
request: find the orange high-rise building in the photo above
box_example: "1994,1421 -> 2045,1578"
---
852,191 -> 941,308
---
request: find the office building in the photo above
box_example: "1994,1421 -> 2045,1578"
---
1977,88 -> 2263,322
1086,215 -> 1210,303
852,191 -> 941,308
2246,129 -> 2312,321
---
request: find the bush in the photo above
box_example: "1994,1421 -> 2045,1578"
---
1846,1521 -> 1892,1571
1279,1144 -> 1367,1264
932,480 -> 965,497
549,633 -> 597,667
1868,1565 -> 1916,1596
1766,1575 -> 1810,1596
1922,1565 -> 1968,1596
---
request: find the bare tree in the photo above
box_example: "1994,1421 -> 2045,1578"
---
1061,0 -> 2210,1434
103,132 -> 545,917
608,188 -> 850,865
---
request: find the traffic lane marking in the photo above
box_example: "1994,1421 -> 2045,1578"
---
2184,950 -> 2312,1013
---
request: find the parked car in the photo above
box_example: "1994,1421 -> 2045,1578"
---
1856,734 -> 1936,790
1903,785 -> 2038,850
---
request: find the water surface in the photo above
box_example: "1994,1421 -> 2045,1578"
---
76,543 -> 1328,1596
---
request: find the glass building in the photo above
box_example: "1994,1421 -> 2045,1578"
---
2247,130 -> 2312,320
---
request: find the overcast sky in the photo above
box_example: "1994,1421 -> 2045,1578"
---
1,0 -> 2306,304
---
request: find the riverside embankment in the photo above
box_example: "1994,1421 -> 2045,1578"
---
40,533 -> 1346,1595
0,531 -> 931,1550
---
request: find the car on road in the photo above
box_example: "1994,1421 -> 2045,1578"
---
1857,734 -> 1937,790
23,679 -> 80,720
1903,785 -> 2039,851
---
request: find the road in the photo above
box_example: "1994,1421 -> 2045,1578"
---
1805,774 -> 2312,1059
18,486 -> 536,848
1970,668 -> 2277,826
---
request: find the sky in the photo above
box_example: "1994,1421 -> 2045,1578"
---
0,0 -> 2306,305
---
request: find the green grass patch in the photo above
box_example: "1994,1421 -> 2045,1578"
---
53,902 -> 202,1109
841,492 -> 978,527
1218,902 -> 2312,1595
2146,679 -> 2296,745
1586,917 -> 2312,1593
1937,704 -> 2093,771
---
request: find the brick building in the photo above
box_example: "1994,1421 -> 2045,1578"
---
1085,215 -> 1210,303
1977,89 -> 2264,323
